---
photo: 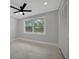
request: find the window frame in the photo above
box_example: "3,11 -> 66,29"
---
24,17 -> 46,35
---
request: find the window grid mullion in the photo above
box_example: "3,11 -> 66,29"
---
32,21 -> 34,32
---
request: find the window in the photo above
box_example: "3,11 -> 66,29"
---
24,18 -> 45,34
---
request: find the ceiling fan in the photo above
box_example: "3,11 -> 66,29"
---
10,3 -> 32,15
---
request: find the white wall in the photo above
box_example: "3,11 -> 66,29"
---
58,0 -> 69,59
16,10 -> 59,44
10,17 -> 17,40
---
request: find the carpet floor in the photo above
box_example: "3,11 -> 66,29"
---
10,39 -> 64,59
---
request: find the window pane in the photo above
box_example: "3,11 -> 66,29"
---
34,19 -> 44,33
25,20 -> 33,32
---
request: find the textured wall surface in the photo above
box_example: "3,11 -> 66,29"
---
10,17 -> 17,40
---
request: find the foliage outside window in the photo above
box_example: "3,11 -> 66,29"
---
24,18 -> 45,34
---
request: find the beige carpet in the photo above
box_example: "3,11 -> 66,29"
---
10,39 -> 64,59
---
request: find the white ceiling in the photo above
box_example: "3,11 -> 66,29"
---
10,0 -> 61,19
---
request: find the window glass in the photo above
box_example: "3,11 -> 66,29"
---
24,18 -> 45,34
34,19 -> 44,32
25,20 -> 33,32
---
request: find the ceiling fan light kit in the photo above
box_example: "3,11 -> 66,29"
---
10,3 -> 32,15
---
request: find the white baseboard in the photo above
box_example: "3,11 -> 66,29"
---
16,38 -> 58,48
59,48 -> 65,59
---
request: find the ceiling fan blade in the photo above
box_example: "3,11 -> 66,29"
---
14,11 -> 20,13
10,6 -> 20,10
23,10 -> 32,12
22,3 -> 27,9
